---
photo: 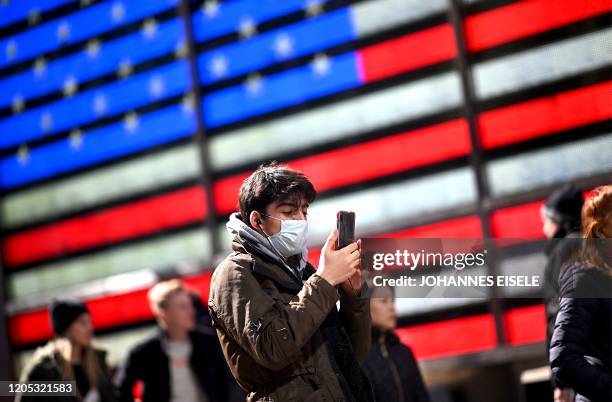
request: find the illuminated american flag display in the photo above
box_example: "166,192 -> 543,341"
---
0,0 -> 610,371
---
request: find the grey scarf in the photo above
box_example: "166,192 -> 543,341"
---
226,212 -> 308,279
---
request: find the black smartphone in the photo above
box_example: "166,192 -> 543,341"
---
336,211 -> 355,249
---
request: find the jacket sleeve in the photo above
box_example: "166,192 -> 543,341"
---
549,268 -> 612,401
209,263 -> 340,371
338,286 -> 371,363
113,348 -> 142,402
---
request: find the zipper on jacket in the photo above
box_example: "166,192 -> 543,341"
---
379,332 -> 404,402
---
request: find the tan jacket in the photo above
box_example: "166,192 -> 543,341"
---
209,241 -> 372,402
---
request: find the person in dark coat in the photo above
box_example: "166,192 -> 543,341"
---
363,283 -> 430,402
549,185 -> 612,402
17,300 -> 118,402
541,183 -> 584,350
115,280 -> 228,402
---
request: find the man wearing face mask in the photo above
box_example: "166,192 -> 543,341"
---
209,162 -> 374,402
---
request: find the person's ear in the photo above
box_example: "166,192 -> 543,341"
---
249,210 -> 263,228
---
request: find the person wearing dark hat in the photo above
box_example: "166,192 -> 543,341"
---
541,184 -> 584,401
16,300 -> 117,402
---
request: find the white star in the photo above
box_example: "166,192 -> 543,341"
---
28,8 -> 41,25
305,0 -> 324,17
245,74 -> 263,97
69,129 -> 83,150
111,1 -> 125,23
274,33 -> 294,59
117,58 -> 133,78
182,93 -> 195,114
57,21 -> 71,42
209,54 -> 228,79
12,94 -> 24,114
85,39 -> 101,59
17,145 -> 30,166
123,112 -> 139,133
33,57 -> 47,78
142,18 -> 158,40
311,53 -> 331,77
63,76 -> 78,97
40,111 -> 53,132
174,41 -> 187,59
238,16 -> 257,39
202,0 -> 219,19
93,93 -> 108,116
148,75 -> 165,99
6,40 -> 17,60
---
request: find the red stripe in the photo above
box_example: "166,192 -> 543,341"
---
503,304 -> 546,346
396,314 -> 498,360
465,0 -> 612,52
359,24 -> 457,83
3,186 -> 207,268
8,272 -> 212,346
380,215 -> 483,238
478,81 -> 612,149
214,119 -> 471,214
489,200 -> 545,239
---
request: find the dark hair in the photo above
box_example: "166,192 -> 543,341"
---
238,161 -> 317,227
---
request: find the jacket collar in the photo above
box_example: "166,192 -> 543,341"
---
232,239 -> 306,291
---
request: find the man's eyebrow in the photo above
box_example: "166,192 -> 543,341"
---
277,202 -> 309,208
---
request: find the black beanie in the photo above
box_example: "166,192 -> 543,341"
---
543,184 -> 583,235
50,299 -> 89,336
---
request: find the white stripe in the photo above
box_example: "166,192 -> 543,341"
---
474,28 -> 612,99
488,133 -> 612,197
395,297 -> 484,317
8,229 -> 211,301
306,167 -> 476,245
351,0 -> 448,37
5,270 -> 159,315
210,71 -> 462,171
1,144 -> 202,229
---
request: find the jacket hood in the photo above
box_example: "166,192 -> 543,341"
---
226,212 -> 308,278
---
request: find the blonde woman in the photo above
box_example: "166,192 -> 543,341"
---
17,300 -> 117,402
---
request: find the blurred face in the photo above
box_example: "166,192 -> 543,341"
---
370,287 -> 397,332
65,313 -> 93,348
541,208 -> 559,239
251,196 -> 309,236
159,291 -> 195,332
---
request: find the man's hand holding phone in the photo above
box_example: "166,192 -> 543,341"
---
340,238 -> 362,296
316,229 -> 361,291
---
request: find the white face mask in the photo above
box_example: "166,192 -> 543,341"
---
260,214 -> 308,258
